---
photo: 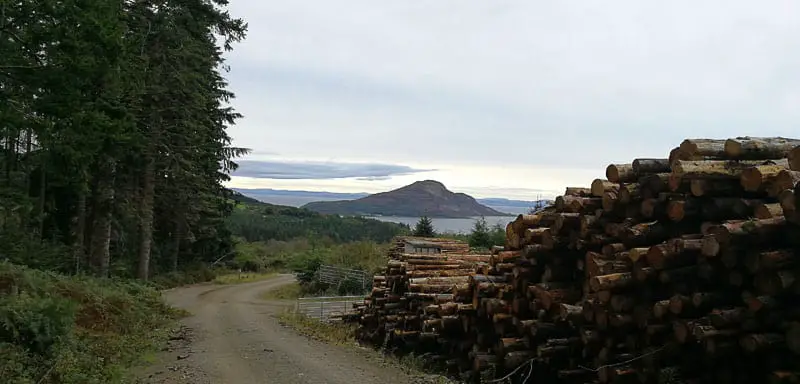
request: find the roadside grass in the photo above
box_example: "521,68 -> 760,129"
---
276,310 -> 357,346
276,310 -> 455,383
213,271 -> 277,284
260,281 -> 303,300
0,261 -> 180,384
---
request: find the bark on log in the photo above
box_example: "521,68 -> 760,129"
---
690,179 -> 745,197
741,163 -> 790,192
606,163 -> 636,183
564,187 -> 592,197
754,202 -> 784,219
724,137 -> 800,159
680,138 -> 728,157
791,146 -> 800,171
618,184 -> 640,204
673,159 -> 789,180
632,158 -> 671,174
589,272 -> 633,292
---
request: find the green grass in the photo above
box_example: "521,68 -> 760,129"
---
260,281 -> 303,300
0,261 -> 180,384
276,310 -> 357,346
212,271 -> 277,284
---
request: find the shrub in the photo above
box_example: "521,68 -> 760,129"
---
0,262 -> 178,383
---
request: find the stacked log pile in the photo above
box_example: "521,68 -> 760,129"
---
354,138 -> 800,383
356,237 -> 491,363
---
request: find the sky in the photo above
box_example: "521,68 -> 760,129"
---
222,1 -> 800,200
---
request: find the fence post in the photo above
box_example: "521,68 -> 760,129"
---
320,300 -> 324,320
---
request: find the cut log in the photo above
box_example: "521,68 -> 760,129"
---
618,184 -> 641,204
602,191 -> 619,212
591,179 -> 619,197
690,179 -> 745,197
779,189 -> 796,215
632,158 -> 671,174
744,249 -> 796,273
754,202 -> 784,219
606,163 -> 636,183
673,159 -> 789,180
589,272 -> 633,292
680,138 -> 727,157
791,146 -> 800,171
725,137 -> 800,159
564,186 -> 592,197
773,170 -> 800,194
707,217 -> 786,247
741,163 -> 790,192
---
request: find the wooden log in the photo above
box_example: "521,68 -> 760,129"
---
617,184 -> 641,205
674,159 -> 790,180
741,163 -> 791,192
632,158 -> 671,174
754,202 -> 784,219
725,137 -> 800,159
769,170 -> 800,196
779,189 -> 796,216
707,217 -> 786,247
564,186 -> 592,197
690,178 -> 745,197
680,138 -> 727,157
740,333 -> 785,354
744,249 -> 796,273
553,212 -> 581,232
591,179 -> 619,197
755,270 -> 799,296
606,163 -> 636,183
589,272 -> 633,292
602,190 -> 619,212
791,146 -> 800,171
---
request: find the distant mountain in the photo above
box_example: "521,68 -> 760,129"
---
232,187 -> 547,215
299,180 -> 510,218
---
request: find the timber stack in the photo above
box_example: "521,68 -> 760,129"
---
354,137 -> 800,383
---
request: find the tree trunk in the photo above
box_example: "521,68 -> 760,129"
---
171,217 -> 184,272
73,186 -> 87,275
89,158 -> 116,278
137,154 -> 155,280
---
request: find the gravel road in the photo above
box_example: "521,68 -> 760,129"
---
135,274 -> 443,384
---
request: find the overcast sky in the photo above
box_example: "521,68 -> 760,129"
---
223,1 -> 800,199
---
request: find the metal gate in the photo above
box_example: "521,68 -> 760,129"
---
295,296 -> 364,322
316,265 -> 371,292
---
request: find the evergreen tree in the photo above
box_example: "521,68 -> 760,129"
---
0,0 -> 248,280
468,216 -> 492,249
412,216 -> 435,237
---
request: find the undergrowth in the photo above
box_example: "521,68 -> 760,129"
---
0,261 -> 180,383
261,282 -> 303,300
276,311 -> 357,346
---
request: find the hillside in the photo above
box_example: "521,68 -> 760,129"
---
232,187 -> 548,214
301,180 -> 509,218
227,193 -> 409,243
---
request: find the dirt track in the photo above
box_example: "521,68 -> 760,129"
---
135,274 -> 439,384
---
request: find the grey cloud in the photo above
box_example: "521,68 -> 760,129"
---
233,160 -> 434,180
222,2 -> 800,172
